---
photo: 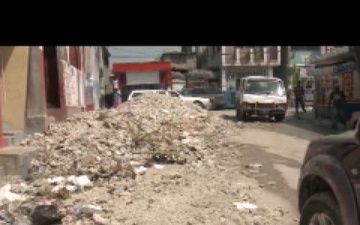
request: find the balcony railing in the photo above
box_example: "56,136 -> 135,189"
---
236,46 -> 280,66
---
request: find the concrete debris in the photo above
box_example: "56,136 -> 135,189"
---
0,93 -> 234,224
22,93 -> 229,181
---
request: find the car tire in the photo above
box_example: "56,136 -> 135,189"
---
274,114 -> 285,122
193,101 -> 205,109
300,192 -> 342,225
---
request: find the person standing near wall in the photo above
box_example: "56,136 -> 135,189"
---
113,88 -> 122,108
104,85 -> 114,109
293,80 -> 307,115
329,84 -> 347,130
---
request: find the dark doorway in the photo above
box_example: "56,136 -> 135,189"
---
43,46 -> 61,108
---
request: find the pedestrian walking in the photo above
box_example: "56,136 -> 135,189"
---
293,81 -> 307,115
329,84 -> 347,130
113,88 -> 122,108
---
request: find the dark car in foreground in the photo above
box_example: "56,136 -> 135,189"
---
180,87 -> 224,110
298,124 -> 360,225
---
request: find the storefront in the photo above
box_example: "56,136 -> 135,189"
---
310,61 -> 360,118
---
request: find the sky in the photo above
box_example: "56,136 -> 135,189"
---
108,46 -> 181,66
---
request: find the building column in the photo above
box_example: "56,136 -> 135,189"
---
277,46 -> 281,65
221,68 -> 227,91
0,48 -> 6,147
268,67 -> 273,77
264,47 -> 269,63
250,48 -> 254,64
0,108 -> 6,147
25,46 -> 49,134
236,48 -> 241,65
92,47 -> 100,110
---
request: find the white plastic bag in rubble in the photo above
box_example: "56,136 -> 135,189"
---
0,184 -> 25,203
134,166 -> 148,175
68,175 -> 93,188
233,202 -> 258,210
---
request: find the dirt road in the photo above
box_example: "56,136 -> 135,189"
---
63,109 -> 333,225
209,109 -> 338,224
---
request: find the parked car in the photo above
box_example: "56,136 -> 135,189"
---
180,87 -> 224,110
127,89 -> 211,109
127,89 -> 168,101
297,121 -> 360,225
167,90 -> 211,109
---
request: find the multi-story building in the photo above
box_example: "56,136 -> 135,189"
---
197,46 -> 282,90
160,51 -> 198,90
161,51 -> 197,72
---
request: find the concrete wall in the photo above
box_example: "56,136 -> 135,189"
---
1,46 -> 29,131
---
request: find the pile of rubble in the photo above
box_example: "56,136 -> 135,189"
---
0,93 -> 235,224
22,93 -> 229,181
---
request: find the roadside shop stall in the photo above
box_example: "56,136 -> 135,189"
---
309,61 -> 360,119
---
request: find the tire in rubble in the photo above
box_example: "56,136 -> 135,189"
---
300,192 -> 342,225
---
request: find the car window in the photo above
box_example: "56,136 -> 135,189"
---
181,90 -> 192,96
191,89 -> 206,95
245,79 -> 285,95
204,88 -> 222,95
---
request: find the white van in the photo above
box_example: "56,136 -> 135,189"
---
235,76 -> 287,122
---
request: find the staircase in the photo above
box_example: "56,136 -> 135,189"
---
3,130 -> 25,146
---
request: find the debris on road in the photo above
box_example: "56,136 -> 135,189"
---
0,94 -> 296,224
22,93 -> 229,181
233,202 -> 258,210
0,94 -> 237,224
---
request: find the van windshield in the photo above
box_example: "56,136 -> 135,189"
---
245,79 -> 285,95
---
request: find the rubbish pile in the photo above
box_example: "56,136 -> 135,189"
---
0,93 -> 234,224
22,93 -> 228,181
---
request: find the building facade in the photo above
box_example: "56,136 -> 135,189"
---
197,46 -> 282,90
308,46 -> 359,119
112,61 -> 172,101
0,46 -> 110,148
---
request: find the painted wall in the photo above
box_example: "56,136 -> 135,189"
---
1,46 -> 29,131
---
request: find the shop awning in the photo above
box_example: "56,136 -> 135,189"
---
311,47 -> 354,68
